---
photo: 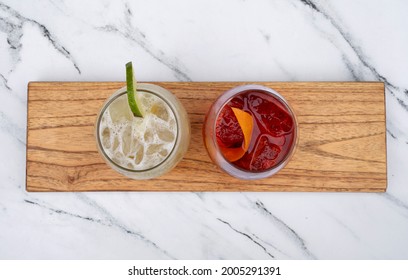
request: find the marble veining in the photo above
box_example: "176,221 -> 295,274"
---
253,200 -> 316,259
1,0 -> 408,259
297,0 -> 408,112
95,3 -> 191,81
0,2 -> 80,74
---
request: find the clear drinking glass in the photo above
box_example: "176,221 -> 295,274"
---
203,84 -> 298,180
95,83 -> 190,179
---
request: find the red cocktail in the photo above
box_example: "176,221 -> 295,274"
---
203,85 -> 297,180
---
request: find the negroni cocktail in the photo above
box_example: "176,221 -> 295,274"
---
203,85 -> 297,179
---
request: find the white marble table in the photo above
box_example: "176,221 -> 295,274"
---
1,0 -> 408,259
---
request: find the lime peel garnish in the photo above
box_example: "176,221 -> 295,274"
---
126,61 -> 144,118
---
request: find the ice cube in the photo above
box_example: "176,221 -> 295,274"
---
280,115 -> 293,133
248,93 -> 280,118
134,146 -> 144,165
146,144 -> 163,155
101,127 -> 111,149
216,105 -> 244,148
251,136 -> 281,171
121,125 -> 132,155
112,151 -> 124,166
109,95 -> 133,123
169,119 -> 176,129
151,103 -> 169,121
144,130 -> 153,143
112,137 -> 120,151
159,148 -> 169,157
140,93 -> 154,109
157,127 -> 175,142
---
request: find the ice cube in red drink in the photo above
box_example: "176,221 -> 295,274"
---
250,135 -> 281,170
216,105 -> 244,148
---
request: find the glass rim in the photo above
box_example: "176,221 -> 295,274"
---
212,84 -> 298,177
95,84 -> 179,173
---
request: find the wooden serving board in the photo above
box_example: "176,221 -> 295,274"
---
26,82 -> 386,192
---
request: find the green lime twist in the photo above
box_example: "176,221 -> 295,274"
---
126,61 -> 144,118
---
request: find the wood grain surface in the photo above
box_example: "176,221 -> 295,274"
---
26,82 -> 386,192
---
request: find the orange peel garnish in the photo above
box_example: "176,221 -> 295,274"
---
220,107 -> 254,162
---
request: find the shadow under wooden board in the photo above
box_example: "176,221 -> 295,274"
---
26,82 -> 386,192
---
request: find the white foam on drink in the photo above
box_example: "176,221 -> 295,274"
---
99,92 -> 177,170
